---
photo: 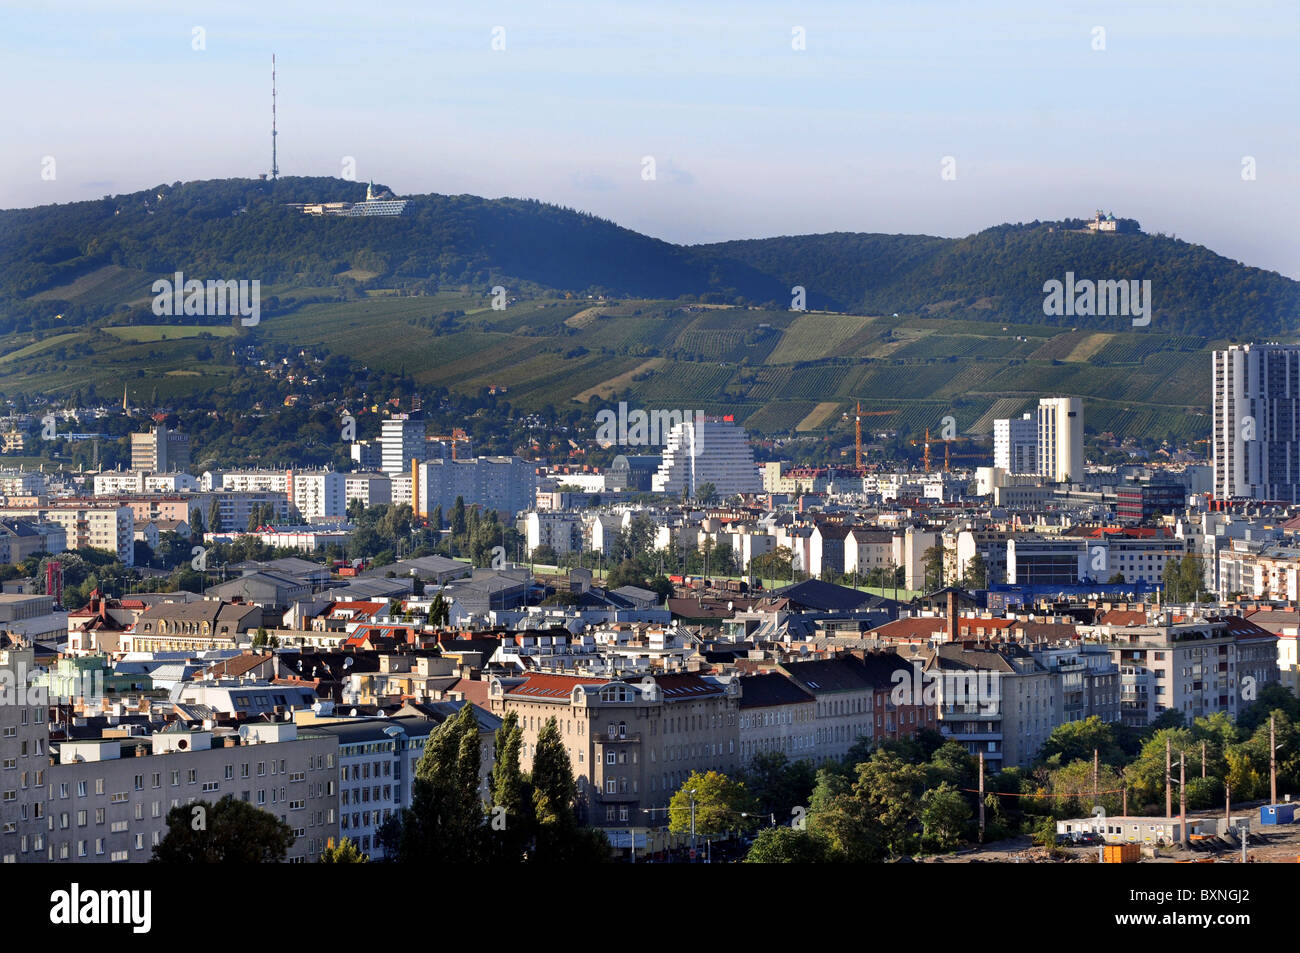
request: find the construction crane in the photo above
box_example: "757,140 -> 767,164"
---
908,429 -> 986,472
853,401 -> 894,470
429,427 -> 470,460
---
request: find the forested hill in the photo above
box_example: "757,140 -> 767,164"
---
1,176 -> 1295,337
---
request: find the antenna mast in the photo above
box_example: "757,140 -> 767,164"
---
271,54 -> 279,180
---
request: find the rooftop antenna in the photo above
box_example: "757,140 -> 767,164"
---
271,53 -> 279,180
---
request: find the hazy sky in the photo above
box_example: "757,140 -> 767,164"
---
4,0 -> 1298,276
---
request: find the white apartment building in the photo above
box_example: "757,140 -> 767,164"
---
524,511 -> 582,557
651,420 -> 762,498
993,413 -> 1038,474
1213,344 -> 1300,501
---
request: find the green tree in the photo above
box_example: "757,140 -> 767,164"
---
919,781 -> 972,852
669,770 -> 758,839
961,551 -> 988,590
398,702 -> 485,863
531,717 -> 608,862
450,496 -> 467,537
744,826 -> 832,863
854,749 -> 927,856
1039,716 -> 1123,767
922,545 -> 945,591
320,837 -> 370,863
487,711 -> 533,861
151,796 -> 295,863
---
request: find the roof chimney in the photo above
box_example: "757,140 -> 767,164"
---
947,589 -> 958,643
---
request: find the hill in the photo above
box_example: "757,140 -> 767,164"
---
0,176 -> 1296,463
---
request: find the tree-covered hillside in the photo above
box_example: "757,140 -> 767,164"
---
1,178 -> 1296,338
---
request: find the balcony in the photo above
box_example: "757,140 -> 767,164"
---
597,733 -> 642,745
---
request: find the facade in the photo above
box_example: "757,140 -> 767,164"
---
416,456 -> 536,519
651,419 -> 762,498
926,643 -> 1059,770
122,601 -> 262,653
994,413 -> 1038,474
130,426 -> 190,473
381,416 -> 428,477
1085,618 -> 1261,727
37,723 -> 337,864
0,644 -> 49,864
737,672 -> 816,767
778,657 -> 876,764
1213,344 -> 1300,501
0,504 -> 133,565
1037,397 -> 1083,484
487,671 -> 741,833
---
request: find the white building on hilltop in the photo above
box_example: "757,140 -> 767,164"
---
651,419 -> 762,498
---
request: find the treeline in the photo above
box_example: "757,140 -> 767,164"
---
745,691 -> 1300,862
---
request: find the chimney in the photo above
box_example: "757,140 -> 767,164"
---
947,589 -> 958,643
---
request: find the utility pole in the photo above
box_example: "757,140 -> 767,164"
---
1170,733 -> 1180,821
978,751 -> 985,843
1093,748 -> 1099,805
1201,739 -> 1206,780
1270,712 -> 1278,807
1122,785 -> 1128,817
1179,754 -> 1188,850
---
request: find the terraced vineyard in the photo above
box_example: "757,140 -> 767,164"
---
0,287 -> 1241,447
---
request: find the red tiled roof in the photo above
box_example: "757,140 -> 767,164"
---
509,673 -> 607,698
1099,609 -> 1149,626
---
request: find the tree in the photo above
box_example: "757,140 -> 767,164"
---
397,702 -> 485,863
531,717 -> 608,862
919,782 -> 972,852
694,482 -> 718,506
922,545 -> 945,591
427,590 -> 450,627
450,496 -> 467,537
1039,716 -> 1123,767
854,750 -> 927,856
152,796 -> 295,863
669,770 -> 758,839
487,711 -> 533,861
744,751 -> 816,822
961,551 -> 988,590
320,837 -> 370,863
745,826 -> 832,863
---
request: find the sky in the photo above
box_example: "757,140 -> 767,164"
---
3,0 -> 1298,276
